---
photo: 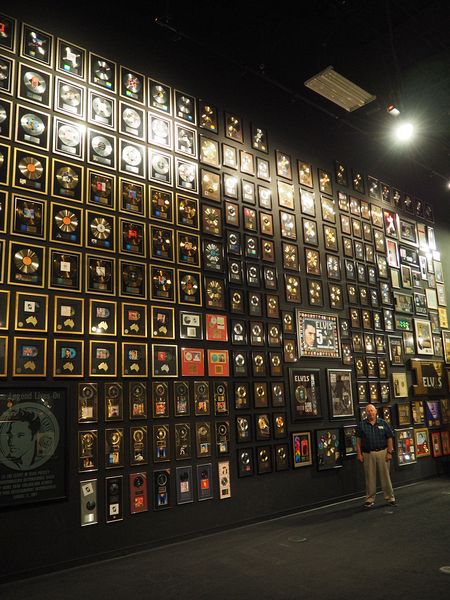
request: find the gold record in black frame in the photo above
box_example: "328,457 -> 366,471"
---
13,147 -> 47,193
176,193 -> 199,230
150,225 -> 175,262
12,194 -> 46,239
15,291 -> 48,332
50,202 -> 82,246
52,158 -> 84,202
8,241 -> 45,287
86,254 -> 115,295
119,260 -> 147,299
150,264 -> 175,303
150,185 -> 174,223
86,210 -> 115,252
119,218 -> 146,257
178,269 -> 202,306
54,295 -> 84,334
119,177 -> 146,216
49,248 -> 82,291
198,100 -> 218,133
87,169 -> 115,209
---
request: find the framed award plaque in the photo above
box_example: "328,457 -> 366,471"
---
119,260 -> 147,299
0,336 -> 8,377
149,78 -> 172,114
316,428 -> 343,470
13,147 -> 48,194
289,369 -> 322,420
130,427 -> 148,467
175,465 -> 193,505
149,185 -> 173,223
89,340 -> 117,377
199,101 -> 218,133
237,447 -> 254,477
151,344 -> 178,377
122,342 -> 148,377
54,296 -> 84,334
292,431 -> 313,467
153,424 -> 170,462
119,101 -> 145,140
49,202 -> 82,246
154,469 -> 171,510
121,302 -> 147,338
53,339 -> 84,377
175,423 -> 192,460
104,383 -> 123,421
13,336 -> 47,377
49,249 -> 81,292
128,381 -> 147,419
87,169 -> 115,210
150,265 -> 175,303
8,241 -> 45,288
78,431 -> 98,473
14,292 -> 48,332
105,428 -> 123,469
327,369 -> 354,419
78,383 -> 98,423
86,255 -> 115,295
17,63 -> 52,108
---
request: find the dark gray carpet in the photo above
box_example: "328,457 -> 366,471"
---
2,477 -> 450,600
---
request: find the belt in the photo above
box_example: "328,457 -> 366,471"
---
366,447 -> 387,452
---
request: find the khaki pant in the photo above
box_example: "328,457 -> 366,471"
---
362,449 -> 395,502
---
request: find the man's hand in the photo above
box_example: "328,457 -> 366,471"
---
385,452 -> 393,462
357,454 -> 364,463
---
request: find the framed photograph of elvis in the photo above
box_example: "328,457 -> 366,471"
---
327,369 -> 354,419
296,310 -> 340,358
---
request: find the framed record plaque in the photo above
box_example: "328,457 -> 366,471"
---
296,310 -> 340,358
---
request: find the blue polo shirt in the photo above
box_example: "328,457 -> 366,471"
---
356,417 -> 393,452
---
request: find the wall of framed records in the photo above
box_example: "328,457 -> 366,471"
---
1,6 -> 450,582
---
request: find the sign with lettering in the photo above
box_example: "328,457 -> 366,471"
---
296,310 -> 340,358
0,389 -> 66,507
410,359 -> 447,396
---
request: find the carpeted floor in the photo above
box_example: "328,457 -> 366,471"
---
1,477 -> 450,600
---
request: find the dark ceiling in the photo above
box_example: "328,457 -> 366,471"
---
4,0 -> 450,181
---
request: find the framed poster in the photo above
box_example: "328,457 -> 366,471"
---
296,310 -> 340,358
327,369 -> 354,419
414,428 -> 431,458
0,389 -> 66,507
289,369 -> 322,420
292,431 -> 312,467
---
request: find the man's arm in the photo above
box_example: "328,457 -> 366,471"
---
356,436 -> 364,463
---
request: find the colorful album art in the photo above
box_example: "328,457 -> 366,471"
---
296,310 -> 340,358
292,431 -> 312,467
315,428 -> 343,470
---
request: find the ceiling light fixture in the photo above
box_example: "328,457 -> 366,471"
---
394,121 -> 414,142
304,66 -> 376,112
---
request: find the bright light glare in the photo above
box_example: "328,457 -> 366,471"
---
394,122 -> 414,142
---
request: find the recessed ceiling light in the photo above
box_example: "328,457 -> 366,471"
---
304,66 -> 376,112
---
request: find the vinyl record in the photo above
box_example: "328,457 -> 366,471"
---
152,269 -> 171,291
180,237 -> 197,257
123,265 -> 143,288
54,254 -> 77,279
181,274 -> 198,296
152,85 -> 168,105
122,145 -> 142,167
90,260 -> 111,284
177,95 -> 192,114
94,60 -> 112,81
81,384 -> 95,399
179,199 -> 196,220
92,95 -> 112,118
18,156 -> 44,180
23,71 -> 46,95
14,248 -> 39,273
106,384 -> 121,399
90,217 -> 111,240
178,162 -> 195,183
152,154 -> 169,175
122,107 -> 141,129
20,113 -> 45,136
91,135 -> 112,157
17,202 -> 42,226
201,105 -> 214,126
151,118 -> 169,140
123,72 -> 141,95
58,124 -> 80,147
206,280 -> 222,301
56,166 -> 79,189
91,175 -> 111,198
55,209 -> 78,232
60,85 -> 81,107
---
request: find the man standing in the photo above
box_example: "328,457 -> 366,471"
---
356,404 -> 396,508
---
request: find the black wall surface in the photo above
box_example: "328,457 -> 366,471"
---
1,3 -> 449,582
